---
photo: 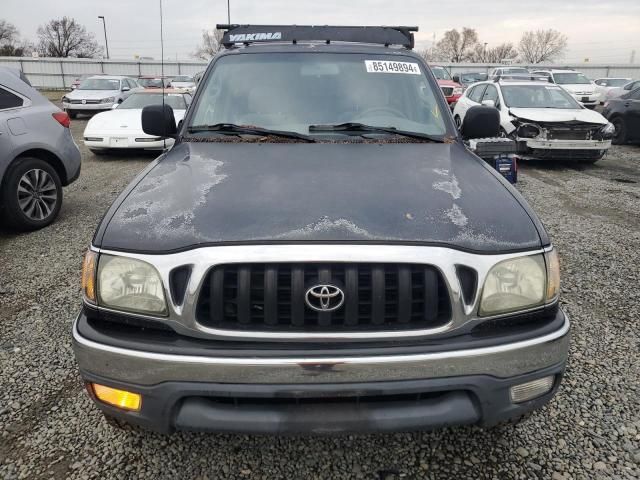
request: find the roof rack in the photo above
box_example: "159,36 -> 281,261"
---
217,24 -> 418,49
495,74 -> 550,82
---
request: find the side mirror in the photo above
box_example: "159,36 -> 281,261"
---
481,99 -> 496,108
452,74 -> 460,83
142,104 -> 177,138
461,105 -> 500,140
121,86 -> 130,92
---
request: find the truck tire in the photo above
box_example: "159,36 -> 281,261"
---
0,157 -> 63,231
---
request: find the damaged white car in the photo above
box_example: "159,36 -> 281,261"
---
453,79 -> 614,163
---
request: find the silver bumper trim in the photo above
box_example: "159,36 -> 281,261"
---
72,312 -> 570,385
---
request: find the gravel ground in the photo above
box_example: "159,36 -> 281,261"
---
0,108 -> 639,480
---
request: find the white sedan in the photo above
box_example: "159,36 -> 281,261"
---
593,78 -> 631,104
453,79 -> 613,163
83,90 -> 191,154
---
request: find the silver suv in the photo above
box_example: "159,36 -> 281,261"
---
0,67 -> 81,231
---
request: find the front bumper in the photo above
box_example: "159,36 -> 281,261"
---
523,138 -> 611,150
73,310 -> 570,433
63,102 -> 114,112
568,94 -> 597,106
84,135 -> 173,150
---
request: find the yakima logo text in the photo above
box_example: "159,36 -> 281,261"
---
229,32 -> 282,42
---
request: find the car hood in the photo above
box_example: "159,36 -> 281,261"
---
97,142 -> 544,253
509,107 -> 608,124
85,108 -> 185,132
171,81 -> 195,87
558,84 -> 595,93
437,79 -> 461,88
66,89 -> 120,100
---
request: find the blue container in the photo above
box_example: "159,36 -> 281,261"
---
493,154 -> 517,184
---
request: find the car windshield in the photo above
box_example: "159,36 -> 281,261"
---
139,78 -> 166,88
501,84 -> 581,109
461,73 -> 487,83
172,76 -> 193,82
118,93 -> 187,110
189,53 -> 449,137
431,66 -> 452,81
504,68 -> 529,75
553,73 -> 591,85
603,79 -> 630,87
79,78 -> 120,90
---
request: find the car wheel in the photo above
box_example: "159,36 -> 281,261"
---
0,157 -> 63,231
611,117 -> 627,145
67,110 -> 77,119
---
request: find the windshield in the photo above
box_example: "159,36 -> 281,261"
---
79,78 -> 120,90
139,78 -> 167,88
172,76 -> 193,82
502,84 -> 581,109
504,68 -> 529,75
189,53 -> 449,137
602,79 -> 630,87
118,93 -> 187,110
461,72 -> 488,83
431,66 -> 452,81
553,73 -> 591,85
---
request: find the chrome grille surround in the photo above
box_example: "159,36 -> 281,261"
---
89,244 -> 554,342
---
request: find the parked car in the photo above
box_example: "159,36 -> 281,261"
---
62,75 -> 140,118
138,76 -> 172,89
70,74 -> 101,90
604,79 -> 640,102
453,72 -> 488,91
453,78 -> 613,162
489,67 -> 529,79
73,25 -> 568,435
169,75 -> 196,91
531,69 -> 598,109
602,87 -> 640,144
83,89 -> 192,154
0,67 -> 81,230
593,78 -> 632,104
430,65 -> 463,106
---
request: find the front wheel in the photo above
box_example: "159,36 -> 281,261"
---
611,117 -> 627,145
0,157 -> 63,231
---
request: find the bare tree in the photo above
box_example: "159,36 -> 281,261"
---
435,28 -> 478,63
0,19 -> 19,45
192,29 -> 223,60
472,43 -> 518,63
36,17 -> 102,58
518,29 -> 567,63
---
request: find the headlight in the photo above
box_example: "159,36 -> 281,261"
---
453,87 -> 463,95
479,254 -> 546,316
101,97 -> 115,104
97,254 -> 167,316
62,96 -> 69,102
516,124 -> 541,139
598,122 -> 615,140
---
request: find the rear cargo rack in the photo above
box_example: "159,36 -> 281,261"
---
217,24 -> 418,49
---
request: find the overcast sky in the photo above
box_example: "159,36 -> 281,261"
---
3,0 -> 639,63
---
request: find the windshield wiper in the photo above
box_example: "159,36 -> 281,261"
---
308,122 -> 444,142
187,123 -> 316,142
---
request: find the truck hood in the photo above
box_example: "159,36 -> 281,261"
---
509,107 -> 608,125
97,142 -> 543,253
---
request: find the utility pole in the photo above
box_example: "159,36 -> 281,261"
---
631,50 -> 636,64
483,42 -> 488,62
227,0 -> 231,24
98,16 -> 110,59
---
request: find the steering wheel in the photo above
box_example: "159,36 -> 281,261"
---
352,106 -> 408,120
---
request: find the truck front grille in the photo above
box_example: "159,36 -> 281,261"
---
197,263 -> 451,332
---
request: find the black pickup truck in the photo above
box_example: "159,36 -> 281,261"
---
73,25 -> 568,434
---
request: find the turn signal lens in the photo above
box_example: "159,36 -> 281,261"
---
81,250 -> 98,304
510,376 -> 555,403
92,384 -> 142,411
545,248 -> 561,302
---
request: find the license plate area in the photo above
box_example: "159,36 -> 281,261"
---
110,137 -> 128,147
581,97 -> 589,102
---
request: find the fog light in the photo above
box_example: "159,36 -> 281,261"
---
91,383 -> 142,411
509,376 -> 555,403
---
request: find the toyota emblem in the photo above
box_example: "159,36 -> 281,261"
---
305,284 -> 344,312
